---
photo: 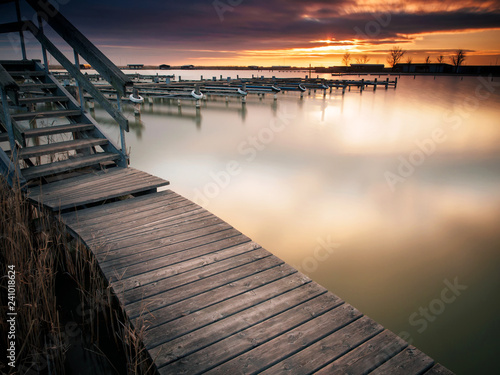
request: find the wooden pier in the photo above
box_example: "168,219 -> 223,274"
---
1,1 -> 453,374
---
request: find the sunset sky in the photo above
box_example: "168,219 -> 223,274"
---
1,0 -> 499,66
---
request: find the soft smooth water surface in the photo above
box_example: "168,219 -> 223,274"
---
94,72 -> 500,374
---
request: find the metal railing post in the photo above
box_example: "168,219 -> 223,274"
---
15,0 -> 27,60
0,88 -> 18,160
116,93 -> 127,158
74,50 -> 85,109
37,15 -> 49,72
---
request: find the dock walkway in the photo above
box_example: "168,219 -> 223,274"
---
27,171 -> 454,374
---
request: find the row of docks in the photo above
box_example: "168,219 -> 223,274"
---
73,75 -> 398,111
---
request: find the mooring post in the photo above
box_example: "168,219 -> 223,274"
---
373,78 -> 377,91
242,83 -> 247,104
195,84 -> 201,108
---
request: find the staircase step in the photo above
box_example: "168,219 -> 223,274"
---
19,96 -> 69,105
18,138 -> 109,158
24,123 -> 95,139
11,109 -> 82,121
8,71 -> 46,77
21,153 -> 120,181
18,83 -> 57,91
0,133 -> 9,142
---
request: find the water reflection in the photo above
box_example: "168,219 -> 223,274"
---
91,74 -> 500,374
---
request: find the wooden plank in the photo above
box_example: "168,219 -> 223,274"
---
86,217 -> 231,256
71,200 -> 199,236
313,330 -> 408,375
17,83 -> 57,91
135,265 -> 302,334
18,95 -> 69,104
156,292 -> 343,374
80,208 -> 210,244
103,229 -> 246,279
144,272 -> 319,348
44,176 -> 170,211
124,255 -> 284,319
110,237 -> 255,290
18,138 -> 108,158
261,316 -> 383,375
11,109 -> 81,121
205,303 -> 361,375
61,189 -> 176,222
96,226 -> 239,272
37,170 -> 164,201
123,245 -> 270,305
422,364 -> 456,375
369,346 -> 434,375
86,214 -> 224,254
21,152 -> 120,180
23,123 -> 94,138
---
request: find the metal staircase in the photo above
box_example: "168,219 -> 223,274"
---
0,0 -> 133,187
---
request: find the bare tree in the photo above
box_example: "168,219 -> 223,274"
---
387,46 -> 406,68
406,56 -> 413,64
451,49 -> 466,72
437,55 -> 445,64
342,51 -> 351,67
425,56 -> 431,64
356,55 -> 370,64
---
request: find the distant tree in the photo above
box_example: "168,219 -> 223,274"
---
450,49 -> 466,73
356,55 -> 370,64
406,56 -> 413,64
387,46 -> 406,68
437,55 -> 445,64
342,51 -> 351,67
425,56 -> 431,64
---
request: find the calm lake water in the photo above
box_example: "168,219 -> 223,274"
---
93,71 -> 500,374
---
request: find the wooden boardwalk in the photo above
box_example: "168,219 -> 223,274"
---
27,177 -> 453,374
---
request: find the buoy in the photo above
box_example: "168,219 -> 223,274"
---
237,88 -> 247,96
129,95 -> 144,103
191,90 -> 204,100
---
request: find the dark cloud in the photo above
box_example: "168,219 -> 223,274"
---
1,0 -> 499,61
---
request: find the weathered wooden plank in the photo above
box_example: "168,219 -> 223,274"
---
124,255 -> 283,319
11,109 -> 81,121
205,303 -> 361,375
156,292 -> 341,373
61,189 -> 177,225
261,316 -> 382,375
63,192 -> 186,228
18,95 -> 69,104
86,217 -> 231,254
21,152 -> 120,180
103,229 -> 246,278
369,346 -> 434,375
124,245 -> 269,305
96,225 -> 239,273
313,330 -> 408,375
111,239 -> 257,291
39,172 -> 164,203
18,138 -> 108,158
23,123 -> 94,138
145,273 -> 319,350
45,176 -> 170,211
135,265 -> 302,334
85,209 -> 212,244
75,204 -> 203,241
422,364 -> 456,375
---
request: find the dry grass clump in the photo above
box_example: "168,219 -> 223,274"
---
0,177 -> 156,374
